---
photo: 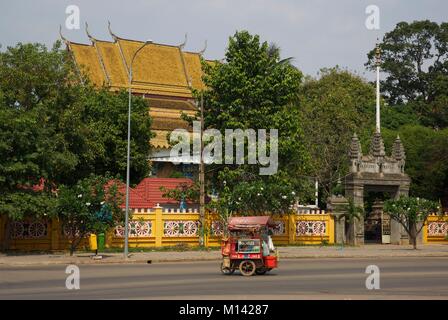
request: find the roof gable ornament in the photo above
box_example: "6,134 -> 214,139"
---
59,25 -> 69,45
85,22 -> 96,43
178,33 -> 188,50
59,25 -> 85,86
108,20 -> 119,42
199,40 -> 207,56
178,34 -> 192,88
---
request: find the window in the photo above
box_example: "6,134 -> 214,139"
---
237,239 -> 261,253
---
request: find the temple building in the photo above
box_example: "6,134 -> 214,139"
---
61,24 -> 210,179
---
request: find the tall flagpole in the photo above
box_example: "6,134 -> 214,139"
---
375,41 -> 381,133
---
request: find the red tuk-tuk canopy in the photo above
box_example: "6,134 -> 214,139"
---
227,216 -> 275,231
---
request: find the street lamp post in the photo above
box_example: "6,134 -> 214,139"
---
124,40 -> 152,259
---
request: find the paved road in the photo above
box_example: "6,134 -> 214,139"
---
1,257 -> 447,299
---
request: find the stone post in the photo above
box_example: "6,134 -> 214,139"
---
50,218 -> 60,251
288,214 -> 296,244
0,216 -> 4,246
105,230 -> 114,249
344,182 -> 365,245
204,211 -> 210,247
154,204 -> 163,247
327,195 -> 348,245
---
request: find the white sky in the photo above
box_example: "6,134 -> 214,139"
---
0,0 -> 446,79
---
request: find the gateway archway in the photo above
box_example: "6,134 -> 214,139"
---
343,132 -> 411,245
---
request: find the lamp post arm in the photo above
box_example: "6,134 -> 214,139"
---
129,43 -> 149,82
124,41 -> 151,259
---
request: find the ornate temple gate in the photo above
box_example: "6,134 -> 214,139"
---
341,45 -> 416,246
344,132 -> 411,245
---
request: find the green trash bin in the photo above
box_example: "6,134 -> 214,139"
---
97,233 -> 105,252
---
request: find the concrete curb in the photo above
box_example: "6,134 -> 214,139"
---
2,252 -> 448,267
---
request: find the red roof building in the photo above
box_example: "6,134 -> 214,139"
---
114,178 -> 196,210
106,180 -> 152,209
24,177 -> 196,210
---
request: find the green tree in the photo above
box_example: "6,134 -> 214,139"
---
0,42 -> 152,245
160,182 -> 200,207
0,42 -> 70,249
199,31 -> 312,216
54,175 -> 124,255
299,67 -> 376,202
0,41 -> 152,185
366,20 -> 448,128
70,87 -> 152,186
382,125 -> 448,209
384,196 -> 440,249
380,103 -> 420,130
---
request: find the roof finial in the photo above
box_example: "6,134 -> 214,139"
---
179,33 -> 188,49
108,20 -> 119,42
375,38 -> 381,67
392,134 -> 406,162
349,132 -> 362,160
370,131 -> 385,158
199,40 -> 207,56
85,22 -> 95,43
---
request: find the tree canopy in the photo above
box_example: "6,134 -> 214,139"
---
200,31 -> 312,215
382,125 -> 448,208
55,175 -> 124,255
0,41 -> 152,220
299,67 -> 376,200
366,20 -> 448,129
384,195 -> 440,249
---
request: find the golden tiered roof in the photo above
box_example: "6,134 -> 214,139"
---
63,25 -> 211,149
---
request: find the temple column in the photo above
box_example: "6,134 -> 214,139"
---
327,195 -> 348,245
344,182 -> 365,245
391,186 -> 411,245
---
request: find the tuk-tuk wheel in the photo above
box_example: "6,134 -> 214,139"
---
221,262 -> 235,275
239,260 -> 256,276
255,267 -> 268,275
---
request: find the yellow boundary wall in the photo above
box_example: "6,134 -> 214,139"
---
2,208 -> 446,251
423,214 -> 448,244
0,207 -> 335,251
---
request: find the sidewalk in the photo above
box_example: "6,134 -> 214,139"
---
1,244 -> 447,266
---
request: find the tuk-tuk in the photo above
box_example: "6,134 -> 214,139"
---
220,216 -> 278,276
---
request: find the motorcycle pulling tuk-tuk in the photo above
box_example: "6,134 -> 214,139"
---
220,216 -> 278,276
